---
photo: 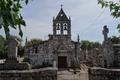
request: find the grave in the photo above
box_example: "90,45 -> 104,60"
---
0,37 -> 31,70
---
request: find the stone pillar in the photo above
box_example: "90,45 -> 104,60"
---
61,23 -> 63,35
53,60 -> 57,68
102,25 -> 114,68
7,37 -> 19,61
53,25 -> 56,35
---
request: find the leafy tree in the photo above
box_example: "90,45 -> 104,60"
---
0,35 -> 5,53
98,0 -> 120,32
109,36 -> 120,44
81,40 -> 93,50
0,35 -> 24,58
26,39 -> 43,47
0,35 -> 7,59
81,40 -> 101,50
0,0 -> 30,38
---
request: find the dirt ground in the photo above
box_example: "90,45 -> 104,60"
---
57,64 -> 89,80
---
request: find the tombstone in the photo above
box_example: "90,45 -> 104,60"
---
53,60 -> 57,68
0,37 -> 31,70
7,37 -> 19,60
102,25 -> 109,41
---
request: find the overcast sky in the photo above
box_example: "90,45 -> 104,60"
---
0,0 -> 119,43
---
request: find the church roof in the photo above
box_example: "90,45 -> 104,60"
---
55,8 -> 69,21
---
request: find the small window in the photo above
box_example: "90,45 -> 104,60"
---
63,30 -> 68,35
35,47 -> 38,53
63,23 -> 68,30
56,23 -> 61,27
56,26 -> 60,30
56,23 -> 61,34
63,23 -> 67,27
56,29 -> 61,34
63,23 -> 68,35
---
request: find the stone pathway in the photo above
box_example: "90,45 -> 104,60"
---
57,64 -> 89,80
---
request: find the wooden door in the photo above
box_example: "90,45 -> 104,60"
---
58,56 -> 67,68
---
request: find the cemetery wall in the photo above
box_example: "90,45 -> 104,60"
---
0,68 -> 57,80
89,67 -> 120,80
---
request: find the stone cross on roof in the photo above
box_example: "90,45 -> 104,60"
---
61,4 -> 63,8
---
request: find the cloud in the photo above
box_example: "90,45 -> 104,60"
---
0,0 -> 119,44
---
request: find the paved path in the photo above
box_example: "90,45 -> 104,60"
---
57,64 -> 89,80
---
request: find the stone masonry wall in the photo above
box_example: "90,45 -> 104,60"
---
0,68 -> 57,80
89,67 -> 120,80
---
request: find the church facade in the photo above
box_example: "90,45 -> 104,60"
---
25,7 -> 82,68
25,7 -> 120,69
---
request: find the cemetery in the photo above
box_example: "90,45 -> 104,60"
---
0,0 -> 120,80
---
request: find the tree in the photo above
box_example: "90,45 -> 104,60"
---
81,40 -> 93,50
0,35 -> 25,58
0,35 -> 7,59
98,0 -> 120,32
109,36 -> 120,44
0,0 -> 30,38
26,39 -> 43,47
81,40 -> 101,50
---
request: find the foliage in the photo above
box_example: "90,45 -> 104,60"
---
0,35 -> 5,53
98,0 -> 120,32
0,35 -> 7,59
81,40 -> 101,50
109,36 -> 120,44
0,35 -> 25,58
81,40 -> 93,50
0,0 -> 30,38
18,45 -> 25,57
26,39 -> 43,47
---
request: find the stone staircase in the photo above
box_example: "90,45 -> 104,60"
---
80,64 -> 88,72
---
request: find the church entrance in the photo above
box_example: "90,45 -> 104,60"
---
58,56 -> 67,68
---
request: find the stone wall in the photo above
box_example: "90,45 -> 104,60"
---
0,68 -> 57,80
0,62 -> 31,70
89,67 -> 120,80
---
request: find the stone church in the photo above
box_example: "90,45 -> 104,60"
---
25,7 -> 82,68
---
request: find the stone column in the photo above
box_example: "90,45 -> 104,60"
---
53,60 -> 57,68
6,37 -> 19,62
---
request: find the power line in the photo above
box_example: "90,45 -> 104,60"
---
79,9 -> 105,36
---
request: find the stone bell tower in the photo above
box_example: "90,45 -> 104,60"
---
52,5 -> 71,39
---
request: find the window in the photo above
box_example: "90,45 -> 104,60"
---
63,23 -> 68,35
56,23 -> 61,34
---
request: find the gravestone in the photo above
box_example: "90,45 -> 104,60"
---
6,37 -> 19,63
0,37 -> 31,70
53,60 -> 57,68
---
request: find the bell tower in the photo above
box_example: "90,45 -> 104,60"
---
53,6 -> 71,38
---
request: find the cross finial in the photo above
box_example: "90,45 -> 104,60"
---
61,4 -> 63,8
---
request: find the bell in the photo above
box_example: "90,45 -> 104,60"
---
56,26 -> 60,30
64,27 -> 67,30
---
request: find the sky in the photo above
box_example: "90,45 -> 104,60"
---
0,0 -> 120,44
